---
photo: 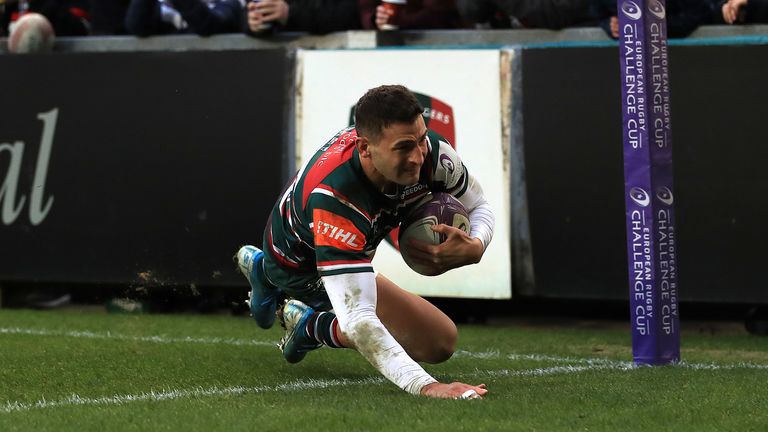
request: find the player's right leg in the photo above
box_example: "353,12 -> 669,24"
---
235,245 -> 279,329
277,299 -> 329,363
259,261 -> 340,364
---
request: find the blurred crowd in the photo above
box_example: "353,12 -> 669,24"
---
0,0 -> 766,39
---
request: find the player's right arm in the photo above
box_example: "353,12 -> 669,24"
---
321,271 -> 436,394
321,271 -> 488,399
309,193 -> 485,397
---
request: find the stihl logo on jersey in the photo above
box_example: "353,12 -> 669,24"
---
313,209 -> 365,251
317,221 -> 361,247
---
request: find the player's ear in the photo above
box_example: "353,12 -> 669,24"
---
356,136 -> 371,158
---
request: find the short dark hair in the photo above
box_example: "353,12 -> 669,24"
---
354,85 -> 423,140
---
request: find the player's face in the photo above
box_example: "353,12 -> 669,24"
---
369,115 -> 428,186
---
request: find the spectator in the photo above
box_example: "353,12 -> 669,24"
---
2,0 -> 91,37
125,0 -> 245,36
244,0 -> 360,35
457,0 -> 604,30
722,0 -> 768,24
599,0 -> 720,38
358,0 -> 463,30
91,0 -> 131,35
458,0 -> 720,38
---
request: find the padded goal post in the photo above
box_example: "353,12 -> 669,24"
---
618,0 -> 680,365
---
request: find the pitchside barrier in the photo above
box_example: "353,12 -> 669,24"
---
0,49 -> 291,287
0,27 -> 766,303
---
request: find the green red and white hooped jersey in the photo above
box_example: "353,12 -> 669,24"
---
263,126 -> 469,279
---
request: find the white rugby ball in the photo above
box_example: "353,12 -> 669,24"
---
398,192 -> 470,276
8,13 -> 55,54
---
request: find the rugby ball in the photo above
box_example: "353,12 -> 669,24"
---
8,13 -> 55,54
398,192 -> 470,275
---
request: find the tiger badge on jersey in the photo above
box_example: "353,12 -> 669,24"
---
313,209 -> 366,252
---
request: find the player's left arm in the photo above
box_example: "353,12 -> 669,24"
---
407,139 -> 496,274
422,173 -> 495,273
456,172 -> 495,252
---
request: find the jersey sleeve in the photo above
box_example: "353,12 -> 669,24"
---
428,136 -> 469,198
307,186 -> 374,277
427,133 -> 496,250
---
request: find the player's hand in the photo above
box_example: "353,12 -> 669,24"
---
375,5 -> 393,29
247,0 -> 289,30
420,382 -> 488,399
406,224 -> 484,276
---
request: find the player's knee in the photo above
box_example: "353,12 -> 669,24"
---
423,344 -> 454,364
421,323 -> 457,364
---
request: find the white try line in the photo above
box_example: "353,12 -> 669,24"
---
454,350 -> 768,371
0,327 -> 276,348
455,350 -> 635,367
2,325 -> 767,414
1,365 -> 608,414
3,326 -> 768,371
0,377 -> 381,414
464,363 -> 634,379
4,359 -> 764,414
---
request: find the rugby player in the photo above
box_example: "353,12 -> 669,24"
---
236,85 -> 495,399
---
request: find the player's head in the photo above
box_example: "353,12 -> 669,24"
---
355,85 -> 428,187
354,85 -> 423,140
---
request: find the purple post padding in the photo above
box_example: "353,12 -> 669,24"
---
618,0 -> 680,365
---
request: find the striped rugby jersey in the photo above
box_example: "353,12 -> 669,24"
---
263,126 -> 469,279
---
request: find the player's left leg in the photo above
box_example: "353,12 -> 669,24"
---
373,273 -> 457,364
330,274 -> 457,364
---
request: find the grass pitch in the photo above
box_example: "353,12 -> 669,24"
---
1,308 -> 767,431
